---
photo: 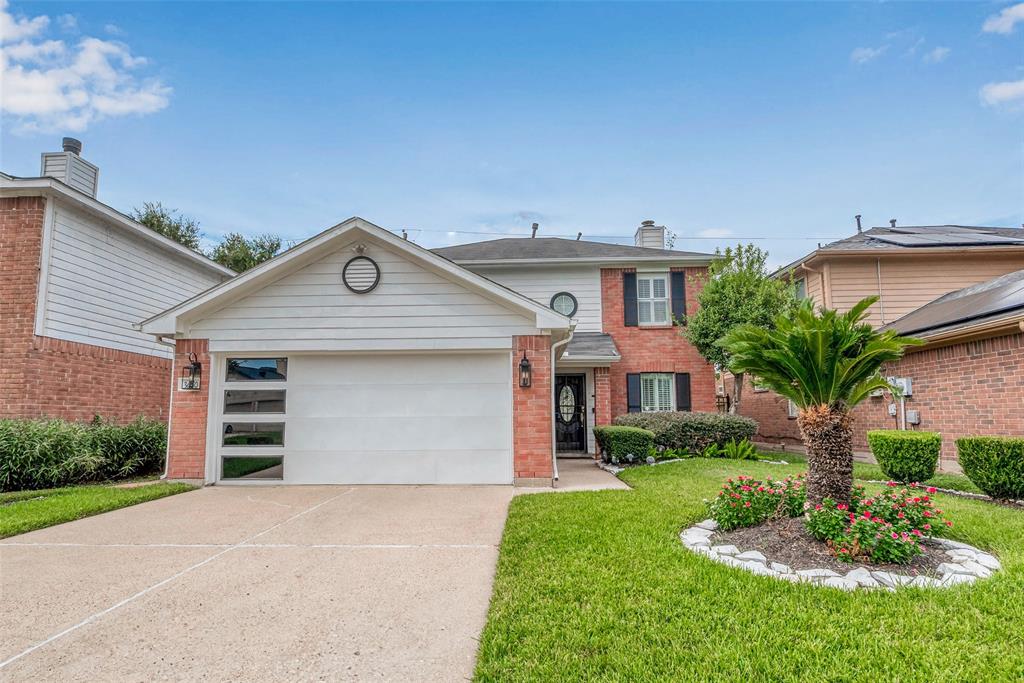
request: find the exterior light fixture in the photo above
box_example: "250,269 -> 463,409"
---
180,352 -> 202,391
518,352 -> 532,388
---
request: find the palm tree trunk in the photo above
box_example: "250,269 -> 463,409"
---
729,372 -> 744,414
797,404 -> 854,506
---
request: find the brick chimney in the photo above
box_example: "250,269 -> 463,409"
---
40,137 -> 99,198
634,220 -> 666,249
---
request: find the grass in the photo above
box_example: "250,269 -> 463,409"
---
762,450 -> 982,494
222,457 -> 283,478
0,481 -> 195,538
475,458 -> 1024,681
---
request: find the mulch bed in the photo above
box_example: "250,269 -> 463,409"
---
717,516 -> 945,577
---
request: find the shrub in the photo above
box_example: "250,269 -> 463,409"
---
805,483 -> 952,564
867,430 -> 941,483
956,436 -> 1024,501
613,411 -> 757,454
706,474 -> 806,530
593,426 -> 654,465
0,417 -> 167,492
701,438 -> 758,460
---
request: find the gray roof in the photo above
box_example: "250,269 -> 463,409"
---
886,268 -> 1024,337
432,237 -> 712,263
561,332 -> 621,360
777,225 -> 1024,275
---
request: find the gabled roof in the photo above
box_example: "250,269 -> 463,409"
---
432,237 -> 713,265
0,174 -> 235,277
776,225 -> 1024,276
139,217 -> 572,336
885,268 -> 1024,339
560,333 -> 620,362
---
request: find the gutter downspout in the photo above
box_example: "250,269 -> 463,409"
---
550,326 -> 575,482
157,335 -> 177,480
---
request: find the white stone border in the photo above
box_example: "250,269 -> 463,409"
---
680,519 -> 1001,590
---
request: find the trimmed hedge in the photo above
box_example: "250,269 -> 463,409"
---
867,430 -> 941,483
593,426 -> 655,465
956,436 -> 1024,501
613,411 -> 758,454
0,417 -> 166,492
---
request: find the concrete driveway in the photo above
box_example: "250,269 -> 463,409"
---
0,485 -> 515,681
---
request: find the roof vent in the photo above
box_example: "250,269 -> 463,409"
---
635,220 -> 666,249
41,138 -> 99,198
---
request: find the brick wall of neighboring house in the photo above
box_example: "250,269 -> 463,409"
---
513,334 -> 554,483
601,267 -> 716,418
0,196 -> 172,423
166,339 -> 210,479
730,332 -> 1024,471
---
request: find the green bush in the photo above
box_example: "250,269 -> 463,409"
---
701,438 -> 758,460
613,411 -> 757,454
956,436 -> 1024,501
593,426 -> 655,465
0,417 -> 167,492
867,430 -> 941,483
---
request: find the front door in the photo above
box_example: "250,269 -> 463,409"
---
555,374 -> 587,452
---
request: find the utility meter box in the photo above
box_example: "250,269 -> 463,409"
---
906,409 -> 921,425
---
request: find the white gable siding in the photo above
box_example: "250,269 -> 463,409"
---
190,240 -> 539,352
467,265 -> 602,332
39,201 -> 226,358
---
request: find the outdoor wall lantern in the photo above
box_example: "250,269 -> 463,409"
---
519,352 -> 532,388
180,352 -> 202,391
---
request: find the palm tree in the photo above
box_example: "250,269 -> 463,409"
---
721,297 -> 920,506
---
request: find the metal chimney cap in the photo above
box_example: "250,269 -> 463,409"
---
641,220 -> 656,227
62,137 -> 82,155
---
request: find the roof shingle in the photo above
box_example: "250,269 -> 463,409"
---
432,237 -> 712,262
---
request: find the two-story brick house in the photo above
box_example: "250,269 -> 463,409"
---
732,223 -> 1024,470
1,140 -> 234,423
140,218 -> 714,487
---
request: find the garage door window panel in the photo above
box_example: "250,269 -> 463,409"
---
222,422 -> 285,447
226,358 -> 288,382
224,389 -> 286,414
221,456 -> 284,480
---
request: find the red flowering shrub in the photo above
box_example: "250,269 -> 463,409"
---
707,474 -> 806,531
805,483 -> 953,564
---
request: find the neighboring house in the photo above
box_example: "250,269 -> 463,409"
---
734,223 -> 1024,469
140,218 -> 715,486
0,139 -> 233,423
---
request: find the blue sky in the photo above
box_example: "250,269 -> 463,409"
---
2,1 -> 1022,267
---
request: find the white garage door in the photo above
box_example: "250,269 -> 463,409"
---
218,353 -> 513,484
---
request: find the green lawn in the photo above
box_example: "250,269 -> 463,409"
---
0,482 -> 195,538
760,450 -> 982,494
475,459 -> 1024,681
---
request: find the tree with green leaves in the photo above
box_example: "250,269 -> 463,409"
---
131,201 -> 202,250
209,232 -> 283,272
683,244 -> 797,413
722,297 -> 920,505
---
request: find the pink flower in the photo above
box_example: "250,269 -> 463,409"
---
815,504 -> 823,511
891,532 -> 898,539
911,529 -> 922,537
926,487 -> 937,494
923,523 -> 931,530
837,503 -> 848,511
945,520 -> 953,527
887,482 -> 898,487
744,501 -> 751,508
897,512 -> 905,519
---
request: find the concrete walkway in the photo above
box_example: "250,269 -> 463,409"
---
0,485 -> 514,681
551,458 -> 631,492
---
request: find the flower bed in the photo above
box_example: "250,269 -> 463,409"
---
682,474 -> 1001,590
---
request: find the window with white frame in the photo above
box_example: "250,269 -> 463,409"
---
641,373 -> 674,412
637,274 -> 670,325
794,278 -> 807,300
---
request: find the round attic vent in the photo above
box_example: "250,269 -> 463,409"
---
342,256 -> 380,294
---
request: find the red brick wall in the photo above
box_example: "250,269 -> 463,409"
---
593,366 -> 612,457
0,196 -> 172,423
600,267 -> 716,417
166,339 -> 211,479
513,335 -> 553,481
732,332 -> 1024,471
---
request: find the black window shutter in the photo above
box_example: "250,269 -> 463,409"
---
675,373 -> 692,412
671,271 -> 687,325
623,272 -> 638,327
626,374 -> 642,413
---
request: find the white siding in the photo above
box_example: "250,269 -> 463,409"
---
191,240 -> 539,352
468,265 -> 603,332
40,201 -> 226,358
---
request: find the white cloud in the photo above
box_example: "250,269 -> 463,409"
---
0,0 -> 47,43
103,23 -> 121,36
982,3 -> 1024,34
850,46 -> 887,64
923,47 -> 951,64
57,14 -> 76,33
980,79 -> 1024,106
1,2 -> 170,133
697,228 -> 733,239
